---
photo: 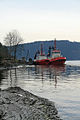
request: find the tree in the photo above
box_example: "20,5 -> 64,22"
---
4,30 -> 23,60
0,42 -> 8,61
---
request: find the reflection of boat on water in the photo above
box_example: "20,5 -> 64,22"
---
34,39 -> 66,65
35,64 -> 65,75
35,64 -> 65,87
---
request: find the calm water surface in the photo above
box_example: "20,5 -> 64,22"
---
0,61 -> 80,120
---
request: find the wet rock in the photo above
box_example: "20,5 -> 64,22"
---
0,109 -> 3,119
0,87 -> 62,120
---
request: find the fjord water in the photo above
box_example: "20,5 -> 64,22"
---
0,61 -> 80,120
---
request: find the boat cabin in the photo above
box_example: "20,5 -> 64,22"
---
36,54 -> 47,60
52,50 -> 61,58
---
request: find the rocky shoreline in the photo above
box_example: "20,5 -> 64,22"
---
0,87 -> 62,120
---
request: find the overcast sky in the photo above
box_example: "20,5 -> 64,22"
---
0,0 -> 80,44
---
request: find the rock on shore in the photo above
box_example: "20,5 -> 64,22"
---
0,87 -> 62,120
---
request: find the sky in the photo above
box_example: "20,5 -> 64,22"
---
0,0 -> 80,44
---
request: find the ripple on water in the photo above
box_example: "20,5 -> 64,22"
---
0,61 -> 80,120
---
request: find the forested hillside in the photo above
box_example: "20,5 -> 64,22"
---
17,40 -> 80,60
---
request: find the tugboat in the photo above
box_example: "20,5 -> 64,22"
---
49,39 -> 66,65
34,44 -> 49,65
34,39 -> 66,65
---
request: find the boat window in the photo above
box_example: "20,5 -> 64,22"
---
52,52 -> 60,54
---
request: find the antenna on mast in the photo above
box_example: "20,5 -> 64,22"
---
54,38 -> 56,50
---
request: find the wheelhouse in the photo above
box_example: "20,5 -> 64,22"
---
52,50 -> 61,58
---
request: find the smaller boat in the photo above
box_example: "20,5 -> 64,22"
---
34,39 -> 66,65
34,44 -> 49,65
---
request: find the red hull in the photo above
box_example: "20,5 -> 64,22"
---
34,57 -> 66,65
50,57 -> 66,65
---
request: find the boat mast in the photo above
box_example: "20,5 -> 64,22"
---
41,44 -> 43,56
54,38 -> 56,50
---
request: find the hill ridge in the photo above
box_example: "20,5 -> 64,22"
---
17,40 -> 80,60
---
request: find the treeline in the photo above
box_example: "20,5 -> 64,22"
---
0,30 -> 26,66
0,42 -> 9,61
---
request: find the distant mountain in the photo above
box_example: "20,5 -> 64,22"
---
17,40 -> 80,60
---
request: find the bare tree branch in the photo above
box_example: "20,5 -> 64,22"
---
4,30 -> 23,60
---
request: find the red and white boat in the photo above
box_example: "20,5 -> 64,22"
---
34,44 -> 49,65
34,39 -> 66,65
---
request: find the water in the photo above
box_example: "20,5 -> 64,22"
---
0,61 -> 80,120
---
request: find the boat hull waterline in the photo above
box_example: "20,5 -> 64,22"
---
34,57 -> 66,65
